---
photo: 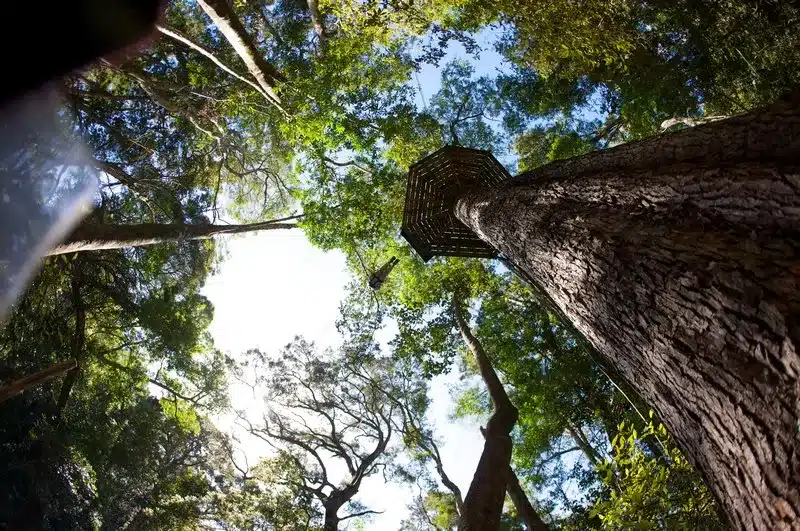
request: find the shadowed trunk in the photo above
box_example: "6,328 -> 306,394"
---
57,274 -> 85,412
453,295 -> 519,531
0,360 -> 77,403
196,0 -> 284,106
454,102 -> 800,530
48,220 -> 297,255
565,423 -> 602,469
323,503 -> 340,531
306,0 -> 327,39
505,463 -> 549,531
479,425 -> 550,531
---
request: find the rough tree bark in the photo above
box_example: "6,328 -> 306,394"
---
453,294 -> 519,530
47,219 -> 297,255
454,103 -> 800,530
196,0 -> 284,106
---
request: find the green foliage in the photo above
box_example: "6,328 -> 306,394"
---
0,204 -> 227,529
7,0 -> 799,526
456,0 -> 800,138
399,491 -> 460,530
515,119 -> 600,171
588,419 -> 725,530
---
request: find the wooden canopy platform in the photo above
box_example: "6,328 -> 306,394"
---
401,146 -> 510,261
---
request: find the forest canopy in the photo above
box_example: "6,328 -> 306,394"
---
1,0 -> 799,529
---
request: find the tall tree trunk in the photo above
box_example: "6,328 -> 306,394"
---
195,0 -> 284,106
306,0 -> 327,40
504,462 -> 549,531
453,295 -> 519,531
0,360 -> 77,403
156,24 -> 274,104
453,103 -> 800,530
57,274 -> 85,413
478,425 -> 550,531
565,423 -> 602,469
47,219 -> 297,255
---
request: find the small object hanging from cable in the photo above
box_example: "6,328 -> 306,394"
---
368,256 -> 399,290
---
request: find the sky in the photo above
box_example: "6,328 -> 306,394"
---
201,31 -> 507,529
203,231 -> 484,529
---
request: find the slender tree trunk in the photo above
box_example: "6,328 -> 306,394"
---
156,24 -> 274,104
47,220 -> 297,255
454,103 -> 800,530
0,360 -> 77,403
57,274 -> 85,412
504,463 -> 549,531
565,423 -> 602,469
195,0 -> 284,106
453,295 -> 519,531
306,0 -> 327,39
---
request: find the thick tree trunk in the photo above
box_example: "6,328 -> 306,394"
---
196,0 -> 284,106
47,220 -> 296,255
323,503 -> 341,531
453,296 -> 519,531
454,104 -> 800,530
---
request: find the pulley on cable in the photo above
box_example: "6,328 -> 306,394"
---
368,256 -> 398,290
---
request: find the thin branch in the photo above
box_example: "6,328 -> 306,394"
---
322,156 -> 372,175
449,95 -> 472,146
536,446 -> 581,468
258,8 -> 286,47
94,158 -> 157,222
338,509 -> 384,522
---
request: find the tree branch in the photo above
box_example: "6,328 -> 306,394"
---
322,156 -> 372,175
194,0 -> 286,111
306,0 -> 327,40
339,508 -> 384,522
156,24 -> 281,110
